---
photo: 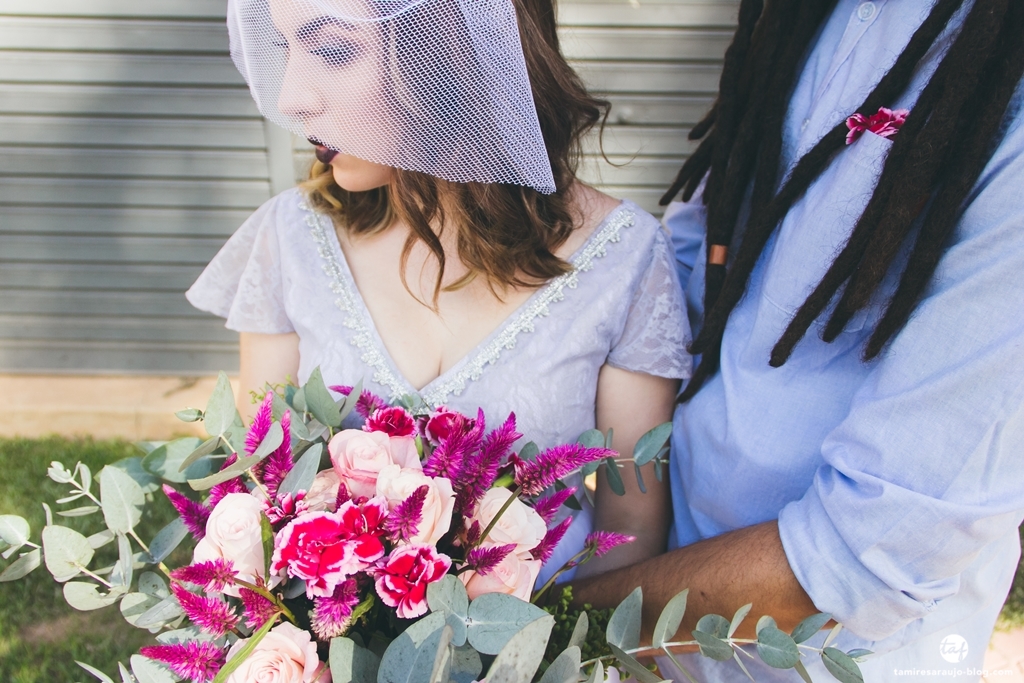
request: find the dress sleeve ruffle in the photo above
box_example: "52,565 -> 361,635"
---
185,194 -> 295,334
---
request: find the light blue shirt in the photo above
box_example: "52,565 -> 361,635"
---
665,1 -> 1024,680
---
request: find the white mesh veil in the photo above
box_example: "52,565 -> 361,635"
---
227,0 -> 557,193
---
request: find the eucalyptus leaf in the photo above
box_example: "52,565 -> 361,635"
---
252,421 -> 285,460
794,660 -> 815,683
0,515 -> 30,547
113,533 -> 134,588
822,647 -> 864,683
42,503 -> 53,527
204,372 -> 237,437
134,594 -> 184,629
139,571 -> 169,598
79,462 -> 93,493
756,626 -> 800,669
187,462 -> 249,491
290,386 -> 307,413
143,437 -> 217,483
426,575 -> 469,646
585,660 -> 603,683
606,586 -> 643,651
576,429 -> 605,448
306,367 -> 342,428
449,645 -> 482,683
518,441 -> 539,461
465,592 -> 549,655
0,548 -> 41,581
331,636 -> 381,683
86,529 -> 115,550
654,458 -> 665,482
568,611 -> 588,650
823,623 -> 843,648
112,457 -> 161,495
278,443 -> 322,498
377,611 -> 446,683
57,505 -> 101,518
131,655 -> 177,683
77,661 -> 117,683
429,625 -> 454,683
177,435 -> 222,474
847,649 -> 873,662
634,463 -> 647,493
100,466 -> 146,534
791,613 -> 832,644
604,456 -> 626,496
607,643 -> 663,683
485,615 -> 554,683
691,630 -> 734,662
729,603 -> 753,637
538,646 -> 580,683
119,661 -> 135,683
56,492 -> 87,504
175,408 -> 204,423
149,518 -> 188,563
338,378 -> 363,424
695,613 -> 730,640
42,525 -> 94,582
633,422 -> 673,466
48,461 -> 74,483
63,581 -> 127,611
653,589 -> 688,648
756,615 -> 777,635
261,514 -> 275,580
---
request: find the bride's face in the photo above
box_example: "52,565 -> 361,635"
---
270,0 -> 395,191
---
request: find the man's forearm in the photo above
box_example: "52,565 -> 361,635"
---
569,520 -> 819,641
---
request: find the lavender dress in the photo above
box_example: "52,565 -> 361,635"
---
186,187 -> 691,583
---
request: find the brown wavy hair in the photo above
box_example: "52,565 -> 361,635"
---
302,0 -> 608,300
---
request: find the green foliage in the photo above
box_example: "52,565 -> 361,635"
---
540,586 -> 613,669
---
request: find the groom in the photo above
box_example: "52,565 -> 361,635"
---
574,0 -> 1024,679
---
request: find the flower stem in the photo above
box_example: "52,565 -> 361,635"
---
78,565 -> 113,588
531,547 -> 593,604
128,529 -> 173,578
475,486 -> 522,547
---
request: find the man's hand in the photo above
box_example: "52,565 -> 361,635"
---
569,520 -> 820,643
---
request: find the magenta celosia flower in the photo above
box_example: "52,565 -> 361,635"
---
365,406 -> 416,437
311,578 -> 361,640
465,520 -> 482,546
422,409 -> 484,480
374,545 -> 451,619
532,487 -> 577,525
246,393 -> 274,455
383,484 -> 428,542
171,558 -> 236,593
846,106 -> 910,144
329,385 -> 388,418
171,583 -> 240,637
455,413 -> 522,514
531,517 -> 573,564
262,489 -> 308,527
465,543 -> 516,576
239,587 -> 278,630
271,497 -> 389,598
584,531 -> 635,558
163,484 -> 209,540
140,641 -> 225,683
512,444 -> 615,496
262,410 -> 294,497
207,453 -> 248,509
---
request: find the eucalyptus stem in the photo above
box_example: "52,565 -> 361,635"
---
129,528 -> 172,578
475,486 -> 522,547
78,565 -> 113,588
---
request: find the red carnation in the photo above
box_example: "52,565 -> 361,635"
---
365,406 -> 417,438
374,545 -> 451,619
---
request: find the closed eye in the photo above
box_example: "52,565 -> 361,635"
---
310,41 -> 362,68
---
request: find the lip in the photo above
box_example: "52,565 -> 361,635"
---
309,138 -> 338,164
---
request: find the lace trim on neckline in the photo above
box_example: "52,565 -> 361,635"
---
302,200 -> 636,406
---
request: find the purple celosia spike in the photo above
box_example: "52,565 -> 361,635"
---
140,641 -> 225,683
465,520 -> 482,546
170,558 -> 236,593
334,481 -> 351,511
163,484 -> 209,540
532,487 -> 578,525
384,485 -> 428,541
262,409 -> 294,497
585,531 -> 635,557
311,579 -> 360,640
531,517 -> 574,564
171,583 -> 240,638
329,385 -> 388,419
239,587 -> 278,630
513,444 -> 616,496
465,543 -> 516,576
422,417 -> 476,480
455,413 -> 522,514
245,393 -> 274,455
207,475 -> 247,510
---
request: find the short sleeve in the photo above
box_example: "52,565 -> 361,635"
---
607,228 -> 693,379
185,195 -> 295,334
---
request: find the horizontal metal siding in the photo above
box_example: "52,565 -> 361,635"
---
1,0 -> 734,374
0,0 -> 269,373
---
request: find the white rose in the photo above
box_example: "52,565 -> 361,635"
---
193,492 -> 275,597
303,470 -> 341,511
460,551 -> 541,601
471,488 -> 547,554
225,622 -> 330,683
375,465 -> 455,546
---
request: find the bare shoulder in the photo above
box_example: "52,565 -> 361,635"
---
557,183 -> 626,257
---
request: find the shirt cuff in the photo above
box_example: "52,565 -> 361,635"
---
777,472 -> 940,641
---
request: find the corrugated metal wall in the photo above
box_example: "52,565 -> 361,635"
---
0,0 -> 736,375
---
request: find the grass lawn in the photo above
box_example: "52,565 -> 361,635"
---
1,437 -> 1022,680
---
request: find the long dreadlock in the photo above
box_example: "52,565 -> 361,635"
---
663,0 -> 1024,402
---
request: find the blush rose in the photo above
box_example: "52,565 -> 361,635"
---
225,622 -> 331,683
193,492 -> 279,597
375,465 -> 455,546
460,551 -> 541,601
329,429 -> 420,499
470,488 -> 547,555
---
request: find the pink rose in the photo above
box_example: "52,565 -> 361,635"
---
365,406 -> 417,437
304,470 -> 341,512
193,492 -> 278,597
329,429 -> 420,499
375,465 -> 455,546
460,551 -> 541,601
423,407 -> 474,444
470,488 -> 547,555
225,622 -> 330,683
271,497 -> 388,598
374,545 -> 451,619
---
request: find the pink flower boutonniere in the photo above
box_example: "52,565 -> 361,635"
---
846,107 -> 910,145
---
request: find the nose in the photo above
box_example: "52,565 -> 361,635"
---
276,56 -> 326,121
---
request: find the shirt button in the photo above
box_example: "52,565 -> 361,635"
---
857,2 -> 876,21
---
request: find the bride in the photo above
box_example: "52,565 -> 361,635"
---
186,0 -> 691,583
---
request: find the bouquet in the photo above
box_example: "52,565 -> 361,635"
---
0,369 -> 871,683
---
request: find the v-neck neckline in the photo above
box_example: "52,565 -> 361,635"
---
303,198 -> 636,406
